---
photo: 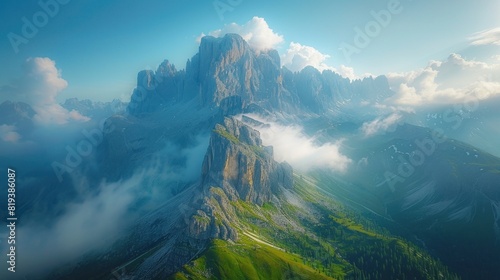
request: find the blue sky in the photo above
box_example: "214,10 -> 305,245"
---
0,0 -> 499,102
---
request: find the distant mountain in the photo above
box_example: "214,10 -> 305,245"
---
0,98 -> 127,136
0,100 -> 36,133
417,95 -> 500,157
62,98 -> 127,119
299,119 -> 500,279
352,125 -> 500,279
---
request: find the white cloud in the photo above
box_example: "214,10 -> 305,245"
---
204,16 -> 284,53
281,42 -> 334,73
0,124 -> 21,143
336,65 -> 359,80
361,113 -> 402,137
8,145 -> 204,277
241,115 -> 351,173
2,57 -> 89,124
281,42 -> 371,80
200,17 -> 368,80
387,53 -> 500,106
469,27 -> 500,46
12,173 -> 140,276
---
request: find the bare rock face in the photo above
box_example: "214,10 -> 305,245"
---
187,187 -> 238,241
195,34 -> 257,107
126,33 -> 394,118
186,117 -> 293,242
218,95 -> 243,117
202,117 -> 293,205
127,60 -> 185,115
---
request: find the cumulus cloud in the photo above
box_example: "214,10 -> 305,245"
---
200,17 -> 364,80
469,27 -> 500,46
203,16 -> 284,53
337,65 -> 362,80
387,53 -> 500,106
281,42 -> 371,80
281,42 -> 334,73
1,57 -> 89,124
0,124 -> 21,143
241,115 -> 351,173
361,113 -> 402,137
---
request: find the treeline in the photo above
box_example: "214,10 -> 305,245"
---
321,208 -> 459,280
268,205 -> 460,280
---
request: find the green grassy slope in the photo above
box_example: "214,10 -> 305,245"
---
170,237 -> 335,280
168,173 -> 459,280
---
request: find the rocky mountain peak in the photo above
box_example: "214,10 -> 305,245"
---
201,117 -> 293,206
199,34 -> 249,67
127,33 -> 395,118
186,116 -> 293,242
156,59 -> 177,78
137,69 -> 156,90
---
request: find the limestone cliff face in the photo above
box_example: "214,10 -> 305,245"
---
127,60 -> 187,116
127,33 -> 394,117
187,117 -> 293,241
187,187 -> 239,241
202,117 -> 293,205
188,34 -> 291,109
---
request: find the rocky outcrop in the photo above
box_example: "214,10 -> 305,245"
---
218,95 -> 243,117
187,117 -> 293,242
187,187 -> 238,241
187,34 -> 294,110
127,59 -> 188,116
127,115 -> 293,276
202,117 -> 293,205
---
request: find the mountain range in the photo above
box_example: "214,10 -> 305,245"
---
1,33 -> 499,280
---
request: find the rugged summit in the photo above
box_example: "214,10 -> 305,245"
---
188,117 -> 293,242
202,117 -> 293,205
127,33 -> 394,118
191,34 -> 295,109
113,116 -> 294,279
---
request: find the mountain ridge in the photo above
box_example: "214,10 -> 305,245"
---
127,33 -> 394,119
